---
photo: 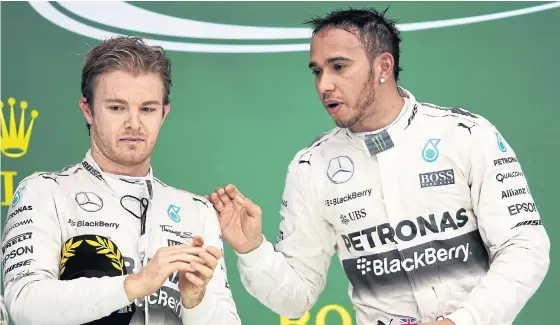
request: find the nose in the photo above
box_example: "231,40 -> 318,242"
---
316,73 -> 335,96
124,110 -> 141,130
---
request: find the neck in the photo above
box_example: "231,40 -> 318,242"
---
350,85 -> 405,133
90,143 -> 150,178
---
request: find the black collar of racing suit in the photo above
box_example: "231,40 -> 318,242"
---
80,149 -> 155,199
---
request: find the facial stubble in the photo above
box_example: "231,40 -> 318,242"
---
336,69 -> 377,129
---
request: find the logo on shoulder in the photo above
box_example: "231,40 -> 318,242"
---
501,187 -> 529,199
2,232 -> 33,254
7,269 -> 36,284
4,258 -> 34,276
327,156 -> 354,184
496,132 -> 507,152
419,169 -> 455,188
508,202 -> 537,216
167,205 -> 181,223
75,192 -> 103,212
493,156 -> 517,166
421,138 -> 441,162
6,205 -> 33,223
513,220 -> 542,228
192,197 -> 208,207
11,186 -> 25,208
457,122 -> 476,134
3,219 -> 33,237
0,97 -> 39,159
2,245 -> 33,268
496,171 -> 523,183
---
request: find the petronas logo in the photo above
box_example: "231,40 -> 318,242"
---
29,2 -> 560,53
422,138 -> 441,163
496,132 -> 507,152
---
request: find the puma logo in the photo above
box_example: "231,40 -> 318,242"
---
457,122 -> 475,134
377,319 -> 393,325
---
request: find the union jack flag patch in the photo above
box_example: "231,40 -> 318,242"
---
400,318 -> 417,325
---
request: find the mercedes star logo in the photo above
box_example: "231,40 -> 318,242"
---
327,156 -> 355,184
75,192 -> 104,212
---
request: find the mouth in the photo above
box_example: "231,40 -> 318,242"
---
324,101 -> 343,114
120,137 -> 144,142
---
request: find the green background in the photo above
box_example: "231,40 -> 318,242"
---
1,2 -> 559,324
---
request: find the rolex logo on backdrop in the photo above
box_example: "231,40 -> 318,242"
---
1,97 -> 40,207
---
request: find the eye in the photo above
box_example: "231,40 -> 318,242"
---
109,105 -> 122,111
311,69 -> 321,76
334,64 -> 345,71
141,107 -> 156,112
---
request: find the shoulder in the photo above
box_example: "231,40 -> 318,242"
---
14,162 -> 81,193
414,102 -> 507,157
417,102 -> 487,123
289,127 -> 345,167
153,177 -> 212,210
307,127 -> 343,148
415,101 -> 497,135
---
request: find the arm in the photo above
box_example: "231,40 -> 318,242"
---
2,177 -> 131,325
446,124 -> 550,325
181,207 -> 241,325
236,149 -> 337,318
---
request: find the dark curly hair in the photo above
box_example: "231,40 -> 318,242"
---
304,7 -> 403,81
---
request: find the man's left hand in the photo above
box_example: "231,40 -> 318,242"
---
422,320 -> 456,325
178,236 -> 223,308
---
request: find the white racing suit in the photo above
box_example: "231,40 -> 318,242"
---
2,151 -> 240,325
236,87 -> 550,325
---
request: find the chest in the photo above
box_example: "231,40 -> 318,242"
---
55,188 -> 197,272
319,135 -> 474,244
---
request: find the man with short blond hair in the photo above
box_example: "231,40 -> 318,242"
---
3,36 -> 240,325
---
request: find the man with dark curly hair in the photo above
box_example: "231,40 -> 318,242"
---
209,7 -> 550,325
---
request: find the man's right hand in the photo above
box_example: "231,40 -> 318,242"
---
208,184 -> 264,254
123,243 -> 210,302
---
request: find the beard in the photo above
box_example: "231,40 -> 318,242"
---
91,126 -> 152,167
334,69 -> 377,129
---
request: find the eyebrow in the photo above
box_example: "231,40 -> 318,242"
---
308,56 -> 352,69
104,99 -> 161,106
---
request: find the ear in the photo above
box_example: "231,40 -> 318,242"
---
161,104 -> 171,123
79,97 -> 93,126
375,52 -> 395,83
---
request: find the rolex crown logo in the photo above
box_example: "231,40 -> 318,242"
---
0,97 -> 39,158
